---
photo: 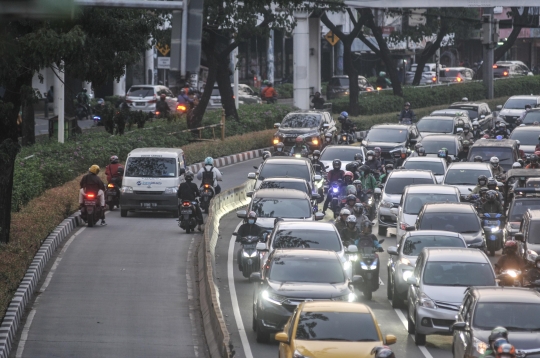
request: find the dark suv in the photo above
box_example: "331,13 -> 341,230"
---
467,139 -> 520,172
362,123 -> 421,161
326,75 -> 373,99
273,111 -> 336,151
447,101 -> 493,128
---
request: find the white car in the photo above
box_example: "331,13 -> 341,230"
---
125,85 -> 177,114
209,84 -> 262,109
401,156 -> 447,184
442,162 -> 493,199
320,145 -> 366,172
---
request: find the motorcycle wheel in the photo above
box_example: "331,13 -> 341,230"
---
362,284 -> 373,300
242,264 -> 251,278
88,212 -> 95,227
186,227 -> 191,233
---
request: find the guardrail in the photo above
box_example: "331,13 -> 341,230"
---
168,111 -> 226,141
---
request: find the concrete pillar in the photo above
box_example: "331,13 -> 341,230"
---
309,17 -> 321,95
267,30 -> 275,84
233,46 -> 239,109
113,69 -> 126,96
54,62 -> 65,143
293,11 -> 310,110
83,81 -> 92,98
145,44 -> 154,84
337,34 -> 344,75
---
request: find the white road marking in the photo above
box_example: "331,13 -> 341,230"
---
228,222 -> 253,358
15,310 -> 36,358
392,305 -> 434,358
186,236 -> 199,357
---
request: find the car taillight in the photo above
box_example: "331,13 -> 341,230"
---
366,88 -> 372,92
108,183 -> 114,188
87,193 -> 95,199
400,222 -> 408,230
503,71 -> 508,76
182,201 -> 191,206
432,77 -> 437,82
155,111 -> 160,115
493,65 -> 498,69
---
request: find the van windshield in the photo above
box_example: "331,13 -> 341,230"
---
468,147 -> 514,170
125,157 -> 177,177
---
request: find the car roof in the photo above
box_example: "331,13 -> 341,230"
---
127,148 -> 184,156
274,221 -> 337,231
422,202 -> 475,213
431,109 -> 469,115
470,139 -> 517,148
404,157 -> 445,163
472,287 -> 540,303
300,301 -> 373,314
527,209 -> 540,219
449,102 -> 486,107
389,169 -> 434,178
286,110 -> 325,116
405,184 -> 459,194
371,123 -> 411,129
262,177 -> 308,184
273,248 -> 339,259
418,116 -> 455,121
447,162 -> 491,170
406,230 -> 463,238
511,126 -> 540,133
443,67 -> 470,70
508,95 -> 540,100
322,145 -> 364,152
263,157 -> 311,165
253,188 -> 310,199
420,134 -> 458,141
424,247 -> 488,262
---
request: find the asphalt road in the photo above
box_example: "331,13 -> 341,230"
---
10,157 -> 260,358
212,158 -> 503,358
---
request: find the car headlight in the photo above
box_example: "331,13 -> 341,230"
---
242,251 -> 258,258
419,292 -> 436,309
348,292 -> 356,302
473,337 -> 489,354
343,261 -> 352,271
164,187 -> 178,194
381,200 -> 393,208
121,186 -> 133,193
293,350 -> 311,358
402,270 -> 414,281
261,290 -> 284,305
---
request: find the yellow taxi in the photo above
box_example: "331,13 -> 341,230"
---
275,301 -> 396,358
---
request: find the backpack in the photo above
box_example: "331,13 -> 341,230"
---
201,166 -> 214,185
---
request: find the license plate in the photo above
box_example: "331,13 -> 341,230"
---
141,202 -> 157,208
244,244 -> 257,249
135,102 -> 145,106
486,220 -> 499,225
107,191 -> 116,196
214,99 -> 221,103
84,200 -> 96,205
181,210 -> 192,214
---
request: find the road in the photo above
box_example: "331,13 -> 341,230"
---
11,157 -> 260,358
212,157 -> 503,358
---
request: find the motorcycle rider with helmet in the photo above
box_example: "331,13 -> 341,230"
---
352,202 -> 369,226
417,147 -> 427,157
290,136 -> 309,157
474,155 -> 484,162
273,142 -> 287,156
357,220 -> 383,252
343,171 -> 355,187
311,150 -> 325,173
398,102 -> 416,124
494,343 -> 516,358
525,255 -> 540,286
352,180 -> 367,202
261,151 -> 271,161
76,88 -> 91,118
481,190 -> 504,214
105,155 -> 124,202
527,154 -> 540,169
359,165 -> 377,193
379,163 -> 393,184
487,177 -> 504,201
373,147 -> 385,166
460,124 -> 475,142
393,147 -> 408,167
196,157 -> 223,194
235,211 -> 263,270
345,161 -> 360,179
472,121 -> 483,140
490,157 -> 505,177
343,194 -> 358,212
334,208 -> 350,235
494,241 -> 526,274
155,93 -> 170,118
479,327 -> 509,358
337,111 -> 356,141
365,150 -> 383,176
177,170 -> 204,231
494,123 -> 510,139
341,215 -> 363,246
322,159 -> 345,214
176,88 -> 193,108
471,175 -> 489,194
79,164 -> 106,225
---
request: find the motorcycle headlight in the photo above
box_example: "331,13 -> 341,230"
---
490,227 -> 500,233
121,186 -> 133,193
369,259 -> 378,270
402,269 -> 414,281
164,187 -> 178,194
419,292 -> 436,309
312,138 -> 319,145
242,251 -> 258,258
332,187 -> 339,193
381,200 -> 393,208
473,337 -> 489,354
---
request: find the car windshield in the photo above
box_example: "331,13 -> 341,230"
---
448,105 -> 479,119
439,70 -> 461,77
295,312 -> 379,342
403,160 -> 445,175
268,256 -> 345,283
259,163 -> 310,181
260,181 -> 308,194
366,128 -> 408,143
385,177 -> 435,195
504,98 -> 537,110
509,130 -> 540,145
403,193 -> 459,215
419,212 -> 480,233
523,111 -> 540,125
334,78 -> 349,86
431,110 -> 468,118
420,139 -> 456,154
423,262 -> 495,286
320,147 -> 363,162
444,168 -> 492,185
529,222 -> 540,244
127,87 -> 155,98
252,198 -> 312,218
508,199 -> 540,222
272,229 -> 341,251
402,235 -> 466,256
125,157 -> 176,178
468,147 -> 514,168
473,303 -> 540,331
417,119 -> 454,133
281,114 -> 322,128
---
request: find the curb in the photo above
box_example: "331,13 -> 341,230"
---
187,147 -> 270,173
0,215 -> 81,358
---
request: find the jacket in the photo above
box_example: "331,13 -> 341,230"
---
341,227 -> 361,244
471,184 -> 488,194
360,173 -> 377,191
196,165 -> 223,187
495,253 -> 526,272
327,169 -> 345,183
177,181 -> 200,201
481,201 -> 503,214
261,87 -> 277,99
356,234 -> 382,249
80,173 -> 105,193
105,163 -> 124,184
290,145 -> 309,155
237,223 -> 262,239
340,118 -> 355,132
334,219 -> 347,236
156,100 -> 170,114
399,109 -> 416,123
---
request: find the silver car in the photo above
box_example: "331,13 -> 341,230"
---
401,157 -> 447,184
386,231 -> 467,308
320,145 -> 366,172
406,248 -> 496,346
126,85 -> 176,114
442,162 -> 493,199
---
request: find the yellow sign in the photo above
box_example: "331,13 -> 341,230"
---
325,31 -> 340,46
156,43 -> 170,56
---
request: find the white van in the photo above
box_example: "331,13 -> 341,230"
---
120,148 -> 186,217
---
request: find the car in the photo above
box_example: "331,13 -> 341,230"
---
417,134 -> 463,161
520,209 -> 540,266
275,301 -> 397,357
402,157 -> 448,183
236,189 -> 324,231
273,111 -> 336,151
248,157 -> 323,192
326,75 -> 374,99
493,60 -> 533,78
387,231 -> 467,308
521,108 -> 540,126
414,203 -> 486,249
250,249 -> 356,342
319,145 -> 366,171
438,67 -> 475,83
257,177 -> 320,208
430,109 -> 471,122
448,101 -> 494,128
509,125 -> 540,155
452,287 -> 540,358
442,162 -> 493,199
405,63 -> 438,85
208,83 -> 262,109
416,115 -> 471,137
393,184 -> 461,239
378,169 -> 437,235
496,95 -> 540,128
467,139 -> 520,172
362,123 -> 422,161
125,85 -> 177,114
406,248 -> 496,345
504,185 -> 540,242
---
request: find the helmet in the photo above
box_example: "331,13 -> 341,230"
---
463,123 -> 471,130
340,111 -> 349,118
97,98 -> 105,105
512,162 -> 522,169
487,177 -> 497,188
344,171 -> 354,183
184,170 -> 194,181
414,143 -> 423,151
478,175 -> 488,186
295,136 -> 304,144
417,147 -> 426,156
110,155 -> 119,164
275,142 -> 284,152
312,150 -> 321,159
346,194 -> 357,203
205,157 -> 214,166
486,190 -> 497,202
437,149 -> 447,158
160,93 -> 166,100
346,215 -> 357,225
500,123 -> 506,130
479,187 -> 489,196
353,179 -> 362,191
354,153 -> 363,161
404,102 -> 410,107
490,157 -> 500,168
366,150 -> 375,160
332,159 -> 342,170
474,155 -> 483,162
374,147 -> 382,156
340,208 -> 351,216
262,151 -> 271,160
180,88 -> 187,94
496,343 -> 516,358
463,140 -> 470,148
353,202 -> 364,215
472,120 -> 479,128
359,165 -> 371,174
371,346 -> 395,358
379,71 -> 386,77
504,240 -> 517,254
247,211 -> 257,224
89,165 -> 100,174
361,219 -> 373,232
526,104 -> 532,109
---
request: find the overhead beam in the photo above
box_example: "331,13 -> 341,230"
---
344,0 -> 539,7
75,0 -> 183,9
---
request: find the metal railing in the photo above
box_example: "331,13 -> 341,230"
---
168,110 -> 226,141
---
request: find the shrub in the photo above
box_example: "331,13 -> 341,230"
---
275,83 -> 293,98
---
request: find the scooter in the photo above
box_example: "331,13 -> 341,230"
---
322,133 -> 334,149
337,130 -> 352,145
106,167 -> 123,211
329,180 -> 344,218
199,183 -> 214,214
497,269 -> 522,287
80,191 -> 103,227
352,238 -> 385,300
178,200 -> 198,233
480,213 -> 505,256
238,235 -> 261,278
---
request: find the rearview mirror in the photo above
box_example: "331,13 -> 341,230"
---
256,242 -> 268,251
452,322 -> 467,332
314,212 -> 325,221
236,210 -> 247,218
347,244 -> 358,253
387,246 -> 399,255
247,172 -> 256,180
385,334 -> 397,345
274,332 -> 289,343
274,123 -> 281,129
406,276 -> 417,285
246,191 -> 254,197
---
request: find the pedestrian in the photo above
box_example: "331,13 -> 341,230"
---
311,92 -> 325,109
47,86 -> 54,103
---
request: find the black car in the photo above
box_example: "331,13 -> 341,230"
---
447,101 -> 493,129
362,123 -> 422,161
467,139 -> 520,172
520,108 -> 540,126
416,115 -> 471,137
273,111 -> 336,151
453,287 -> 540,358
250,249 -> 355,342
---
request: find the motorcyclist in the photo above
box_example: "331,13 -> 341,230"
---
471,121 -> 483,140
473,155 -> 483,163
471,175 -> 488,194
261,82 -> 278,103
155,93 -> 170,118
519,104 -> 532,122
458,140 -> 471,161
176,88 -> 193,108
494,241 -> 526,274
343,171 -> 355,187
235,211 -> 263,270
365,150 -> 382,175
196,157 -> 223,194
438,148 -> 452,166
373,147 -> 385,167
261,151 -> 271,161
273,142 -> 287,156
76,88 -> 90,108
376,71 -> 391,89
398,102 -> 416,124
393,147 -> 408,167
345,161 -> 360,180
353,152 -> 364,167
459,124 -> 475,142
516,140 -> 526,160
525,255 -> 540,285
487,178 -> 504,202
311,150 -> 325,173
526,154 -> 540,169
359,165 -> 377,193
341,215 -> 362,246
410,142 -> 423,157
417,147 -> 427,157
322,160 -> 345,214
343,194 -> 358,213
177,170 -> 204,231
337,111 -> 356,140
290,136 -> 309,157
494,123 -> 510,139
352,180 -> 367,202
479,327 -> 509,358
379,164 -> 393,184
322,132 -> 334,148
356,220 -> 383,252
371,346 -> 395,358
334,208 -> 350,236
352,202 -> 369,227
490,157 -> 505,177
79,164 -> 106,225
481,190 -> 504,214
105,155 -> 124,202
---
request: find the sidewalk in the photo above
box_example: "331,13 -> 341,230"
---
34,108 -> 95,136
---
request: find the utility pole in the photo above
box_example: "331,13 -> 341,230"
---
482,8 -> 498,100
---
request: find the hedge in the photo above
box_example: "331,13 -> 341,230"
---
329,76 -> 540,114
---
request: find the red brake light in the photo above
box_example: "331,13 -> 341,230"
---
108,183 -> 114,188
182,201 -> 190,206
366,88 -> 372,92
493,65 -> 497,69
155,111 -> 160,115
87,193 -> 95,199
445,68 -> 450,72
204,184 -> 210,188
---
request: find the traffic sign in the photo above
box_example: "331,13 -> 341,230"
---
157,57 -> 170,69
156,43 -> 170,56
325,31 -> 340,46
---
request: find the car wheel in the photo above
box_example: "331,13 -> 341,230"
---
415,331 -> 426,346
378,225 -> 387,236
387,271 -> 393,299
391,285 -> 403,309
407,314 -> 416,334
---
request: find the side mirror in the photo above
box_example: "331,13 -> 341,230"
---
452,322 -> 467,332
406,275 -> 417,285
256,242 -> 268,251
274,332 -> 289,343
236,210 -> 247,218
250,272 -> 262,282
515,232 -> 524,242
352,275 -> 364,284
253,166 -> 259,170
387,246 -> 399,255
496,105 -> 502,110
274,123 -> 281,129
347,244 -> 358,253
374,188 -> 382,194
314,174 -> 322,181
179,168 -> 186,175
247,172 -> 257,180
385,334 -> 397,345
405,226 -> 416,232
315,212 -> 325,221
390,208 -> 399,216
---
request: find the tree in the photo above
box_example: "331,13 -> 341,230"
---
494,7 -> 530,63
0,9 -> 166,244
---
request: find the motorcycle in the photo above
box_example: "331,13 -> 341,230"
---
497,269 -> 522,287
239,235 -> 261,278
178,200 -> 198,233
80,191 -> 103,227
338,130 -> 352,145
351,239 -> 384,300
480,213 -> 505,256
312,164 -> 327,203
329,180 -> 344,218
75,102 -> 91,120
322,133 -> 334,148
199,183 -> 215,214
106,167 -> 123,211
